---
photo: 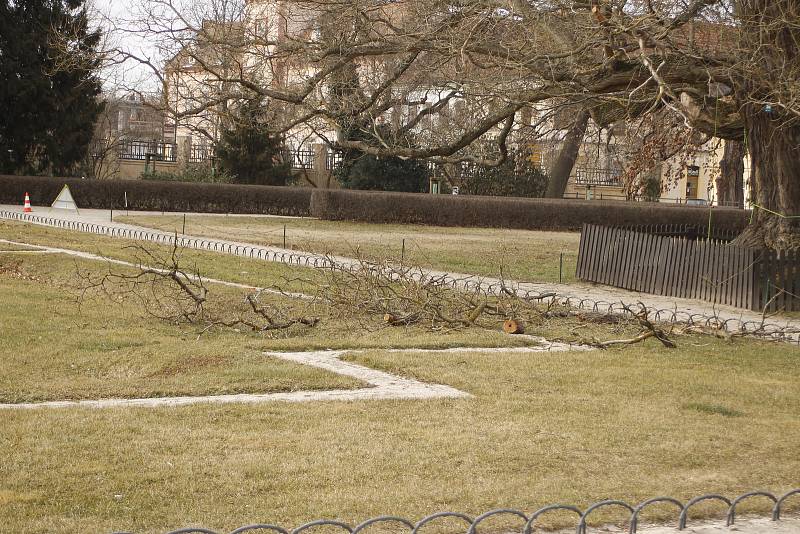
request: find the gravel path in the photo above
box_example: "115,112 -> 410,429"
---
0,349 -> 466,409
0,346 -> 588,410
569,516 -> 800,533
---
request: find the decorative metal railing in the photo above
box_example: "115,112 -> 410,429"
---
287,148 -> 315,169
117,141 -> 177,162
189,145 -> 214,163
326,150 -> 344,170
574,167 -> 623,186
100,488 -> 800,534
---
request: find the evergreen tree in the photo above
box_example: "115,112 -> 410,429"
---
459,151 -> 548,198
215,99 -> 293,186
336,153 -> 429,193
0,0 -> 104,175
333,118 -> 429,193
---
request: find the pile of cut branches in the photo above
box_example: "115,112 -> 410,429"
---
75,242 -> 320,334
74,243 -> 683,348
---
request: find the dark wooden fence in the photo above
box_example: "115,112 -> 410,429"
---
618,223 -> 740,242
576,224 -> 800,312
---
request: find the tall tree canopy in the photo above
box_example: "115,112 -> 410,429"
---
0,0 -> 104,175
120,0 -> 800,248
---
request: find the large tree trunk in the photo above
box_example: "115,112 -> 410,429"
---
731,0 -> 800,250
545,108 -> 591,198
734,112 -> 800,250
716,140 -> 744,208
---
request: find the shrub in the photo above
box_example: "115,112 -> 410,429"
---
310,189 -> 749,233
640,173 -> 662,202
335,154 -> 429,192
459,153 -> 548,198
0,175 -> 312,216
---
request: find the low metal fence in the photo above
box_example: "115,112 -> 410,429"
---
2,210 -> 799,340
108,488 -> 799,534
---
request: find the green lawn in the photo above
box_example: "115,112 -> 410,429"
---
117,214 -> 581,283
1,342 -> 798,533
0,253 -> 363,402
1,220 -> 799,533
0,228 -> 548,402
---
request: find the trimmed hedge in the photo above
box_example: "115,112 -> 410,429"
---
0,175 -> 311,216
1,175 -> 750,235
310,189 -> 749,233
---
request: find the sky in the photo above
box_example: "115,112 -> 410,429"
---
94,0 -> 162,92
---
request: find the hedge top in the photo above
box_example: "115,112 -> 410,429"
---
1,175 -> 749,234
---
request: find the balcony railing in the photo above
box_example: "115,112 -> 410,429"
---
574,167 -> 622,186
287,148 -> 315,169
117,141 -> 177,162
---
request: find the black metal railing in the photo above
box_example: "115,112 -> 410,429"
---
117,141 -> 177,162
287,148 -> 315,169
574,167 -> 622,186
101,488 -> 800,534
326,150 -> 344,170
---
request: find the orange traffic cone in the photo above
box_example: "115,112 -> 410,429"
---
23,192 -> 32,213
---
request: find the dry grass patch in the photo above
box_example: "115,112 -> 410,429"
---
0,246 -> 549,403
0,253 -> 363,402
117,214 -> 581,283
1,340 -> 798,533
2,218 -> 799,533
0,241 -> 40,251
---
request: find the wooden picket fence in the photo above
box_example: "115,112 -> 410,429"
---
576,224 -> 800,312
618,223 -> 740,242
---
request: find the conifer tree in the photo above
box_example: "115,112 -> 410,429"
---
0,0 -> 104,175
215,99 -> 293,186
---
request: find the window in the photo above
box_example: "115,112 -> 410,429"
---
686,165 -> 700,199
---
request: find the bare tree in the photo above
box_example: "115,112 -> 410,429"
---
110,0 -> 799,248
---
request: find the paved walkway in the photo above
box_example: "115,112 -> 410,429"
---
2,205 -> 799,339
0,345 -> 591,410
570,516 -> 800,533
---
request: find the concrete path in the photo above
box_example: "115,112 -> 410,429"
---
565,516 -> 800,533
2,205 -> 799,339
0,345 -> 589,410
